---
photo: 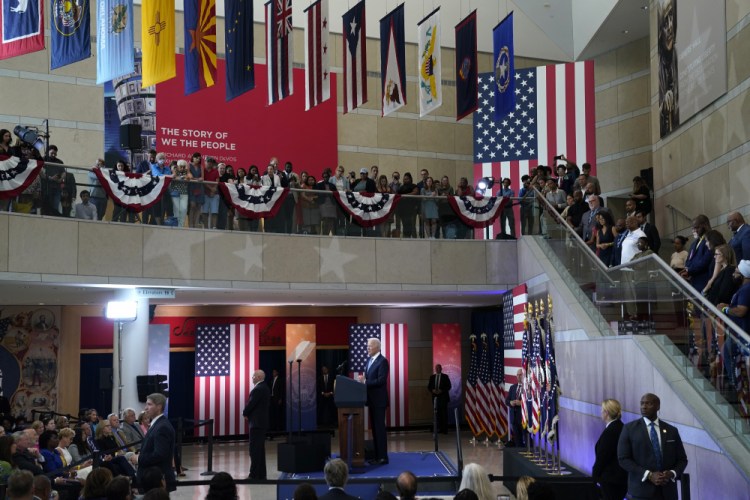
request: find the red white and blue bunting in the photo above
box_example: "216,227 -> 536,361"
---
218,183 -> 289,219
93,168 -> 172,213
0,155 -> 44,199
333,191 -> 400,227
448,195 -> 509,228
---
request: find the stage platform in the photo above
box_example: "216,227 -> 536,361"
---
502,448 -> 598,500
277,451 -> 461,499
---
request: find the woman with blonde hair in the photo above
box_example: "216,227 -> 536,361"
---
592,399 -> 627,500
458,463 -> 493,500
515,475 -> 535,500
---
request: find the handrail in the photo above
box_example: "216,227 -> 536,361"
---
665,204 -> 694,239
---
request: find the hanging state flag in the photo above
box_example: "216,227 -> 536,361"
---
342,0 -> 366,114
225,0 -> 254,101
304,0 -> 330,110
455,10 -> 477,121
493,11 -> 514,119
141,0 -> 175,88
96,0 -> 134,84
266,0 -> 293,105
194,324 -> 258,437
380,3 -> 405,117
417,7 -> 441,117
184,0 -> 216,95
50,0 -> 90,69
0,0 -> 44,60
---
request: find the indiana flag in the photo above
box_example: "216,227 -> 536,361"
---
194,324 -> 258,437
492,11 -> 514,119
417,7 -> 441,117
304,0 -> 330,110
141,0 -> 175,87
184,0 -> 216,95
342,0 -> 366,114
0,0 -> 44,60
455,10 -> 478,121
96,0 -> 134,84
266,0 -> 293,105
224,0 -> 254,101
50,0 -> 91,69
380,3 -> 405,117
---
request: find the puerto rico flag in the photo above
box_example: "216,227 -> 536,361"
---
0,0 -> 44,60
342,0 -> 366,114
304,0 -> 329,110
266,0 -> 293,105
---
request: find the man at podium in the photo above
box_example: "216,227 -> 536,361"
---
358,338 -> 390,464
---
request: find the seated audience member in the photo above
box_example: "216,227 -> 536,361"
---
32,475 -> 54,500
80,467 -> 113,500
89,423 -> 135,479
74,191 -> 98,220
319,458 -> 357,500
42,418 -> 56,432
137,413 -> 150,435
38,430 -> 64,476
670,235 -> 689,272
138,466 -> 166,495
142,489 -> 170,500
293,482 -> 318,500
7,470 -> 35,500
374,491 -> 397,500
54,416 -> 69,431
119,410 -> 144,452
105,476 -> 133,500
396,471 -> 417,500
526,481 -> 556,500
205,471 -> 237,500
12,431 -> 43,475
515,475 -> 536,500
453,489 -> 479,500
58,428 -> 92,480
458,463 -> 493,500
30,421 -> 44,437
69,425 -> 92,462
107,414 -> 136,453
0,435 -> 14,481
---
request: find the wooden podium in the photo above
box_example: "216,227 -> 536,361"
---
334,375 -> 366,468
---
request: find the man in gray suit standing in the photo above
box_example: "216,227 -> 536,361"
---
617,393 -> 688,500
243,370 -> 270,480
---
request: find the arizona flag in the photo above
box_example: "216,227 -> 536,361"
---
141,0 -> 176,88
380,3 -> 405,117
304,0 -> 329,110
342,0 -> 366,114
266,0 -> 294,105
184,0 -> 217,95
96,0 -> 134,84
0,0 -> 44,60
417,7 -> 441,117
50,0 -> 90,69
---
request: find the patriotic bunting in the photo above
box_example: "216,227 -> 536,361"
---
0,155 -> 44,199
218,183 -> 288,219
304,0 -> 330,110
417,7 -> 441,117
447,195 -> 508,228
50,0 -> 91,69
342,0 -> 366,113
333,191 -> 399,228
266,0 -> 294,104
93,168 -> 172,212
0,0 -> 45,60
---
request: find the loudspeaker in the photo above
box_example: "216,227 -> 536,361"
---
119,124 -> 142,150
277,440 -> 327,473
99,368 -> 112,390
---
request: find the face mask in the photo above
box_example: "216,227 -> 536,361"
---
692,230 -> 699,239
158,159 -> 165,166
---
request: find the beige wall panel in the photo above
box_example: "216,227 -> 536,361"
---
337,151 -> 379,170
618,114 -> 650,150
615,37 -> 649,78
619,152 -> 652,188
486,241 -> 519,285
49,83 -> 104,124
431,241 -> 486,285
597,159 -> 619,191
319,237 -> 376,284
338,113 -> 378,146
409,346 -> 433,380
728,153 -> 750,209
701,105 -> 728,164
215,18 -> 226,54
727,0 -> 750,28
0,45 -> 49,72
400,81 -> 419,115
374,239 -> 431,284
377,154 -> 418,176
658,136 -> 682,188
377,117 -> 418,150
415,157 -> 457,184
204,232 -> 264,281
46,129 -> 104,166
366,39 -> 381,72
0,215 -> 8,272
702,164 -> 731,217
174,12 -> 186,49
8,216 -> 78,274
454,124 -> 472,155
408,382 -> 432,422
78,223 -> 144,277
594,50 -> 617,85
358,76 -> 381,112
617,76 -> 649,114
330,31 -> 342,68
726,90 -> 750,150
142,227 -> 204,279
434,85 -> 456,118
676,179 -> 706,220
455,159 -> 473,182
262,235 -> 320,283
51,52 -> 97,80
476,51 -> 493,73
404,43 -> 417,78
595,123 -> 620,157
596,87 -> 618,122
417,120 -> 455,154
727,24 -> 750,89
293,27 -> 305,65
678,124 -> 706,177
0,77 -> 50,119
253,23 -> 265,58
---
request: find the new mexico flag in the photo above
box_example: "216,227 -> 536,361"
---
141,0 -> 176,87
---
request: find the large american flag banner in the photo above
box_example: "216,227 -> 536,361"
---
504,284 -> 528,428
304,0 -> 330,110
266,0 -> 294,104
473,61 -> 595,238
348,323 -> 408,427
194,324 -> 259,437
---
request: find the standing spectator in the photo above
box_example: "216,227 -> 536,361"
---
147,153 -> 171,225
727,212 -> 750,262
111,161 -> 136,223
427,364 -> 451,434
375,174 -> 392,237
595,211 -> 617,267
636,211 -> 661,255
416,168 -> 429,238
680,215 -> 713,292
559,157 -> 579,195
519,175 -> 535,235
499,178 -> 516,237
187,152 -> 204,228
455,177 -> 474,239
41,151 -> 65,216
170,160 -> 190,227
318,366 -> 335,428
630,176 -> 652,217
420,177 -> 439,239
717,260 -> 750,386
59,167 -> 77,218
74,191 -> 98,220
299,175 -> 320,234
86,159 -> 107,221
578,195 -> 610,250
670,235 -> 688,272
243,370 -> 270,480
506,369 -> 524,447
580,162 -> 600,195
437,176 -> 457,239
397,173 -> 419,238
135,394 -> 176,492
370,165 -> 379,180
317,168 -> 337,236
202,157 -> 220,229
612,219 -> 629,267
137,150 -> 158,225
268,368 -> 285,434
217,163 -> 235,230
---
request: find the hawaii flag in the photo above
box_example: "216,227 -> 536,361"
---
184,0 -> 217,95
0,0 -> 44,60
96,0 -> 134,84
342,0 -> 366,114
50,0 -> 91,69
417,7 -> 441,117
304,0 -> 330,110
380,3 -> 405,117
141,0 -> 175,87
266,0 -> 293,104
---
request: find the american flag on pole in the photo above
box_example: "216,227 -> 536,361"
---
473,61 -> 595,238
342,0 -> 367,114
490,332 -> 507,438
304,0 -> 330,110
475,333 -> 493,435
266,0 -> 294,105
543,315 -> 559,439
348,323 -> 408,427
194,324 -> 258,437
464,334 -> 483,436
529,317 -> 544,434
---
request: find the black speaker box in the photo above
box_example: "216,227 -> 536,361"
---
119,124 -> 142,150
99,368 -> 112,390
277,440 -> 327,473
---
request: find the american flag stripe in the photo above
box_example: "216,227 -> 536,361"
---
504,284 -> 527,381
381,323 -> 408,427
305,0 -> 329,110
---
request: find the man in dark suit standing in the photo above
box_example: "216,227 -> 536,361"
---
427,364 -> 452,434
680,215 -> 713,292
617,393 -> 688,500
269,368 -> 284,434
727,212 -> 750,262
636,211 -> 661,255
593,399 -> 628,500
243,370 -> 271,480
505,369 -> 525,447
318,365 -> 336,427
135,393 -> 176,492
358,337 -> 389,464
